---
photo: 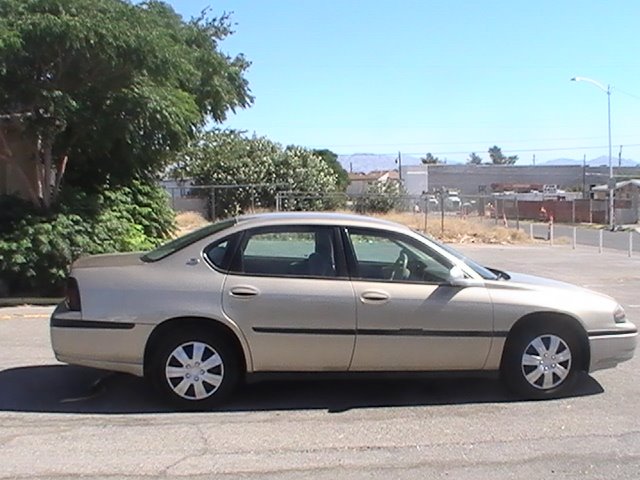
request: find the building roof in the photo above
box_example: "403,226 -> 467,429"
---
348,170 -> 399,182
592,179 -> 640,191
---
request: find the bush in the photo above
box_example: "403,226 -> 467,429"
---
0,180 -> 175,296
354,181 -> 406,214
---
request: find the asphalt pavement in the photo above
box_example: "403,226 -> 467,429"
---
0,244 -> 639,479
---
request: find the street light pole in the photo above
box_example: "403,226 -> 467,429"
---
571,76 -> 614,230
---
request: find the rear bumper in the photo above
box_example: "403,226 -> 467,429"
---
588,324 -> 637,373
50,303 -> 152,377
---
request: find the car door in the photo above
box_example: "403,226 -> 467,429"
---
344,227 -> 495,371
221,225 -> 357,371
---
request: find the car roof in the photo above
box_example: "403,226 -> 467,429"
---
233,211 -> 410,231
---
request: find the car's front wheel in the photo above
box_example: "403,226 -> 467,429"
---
150,329 -> 240,409
502,321 -> 584,399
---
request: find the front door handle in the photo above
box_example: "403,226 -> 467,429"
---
360,290 -> 390,303
229,286 -> 260,298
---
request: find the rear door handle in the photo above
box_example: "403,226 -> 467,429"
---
360,290 -> 390,303
229,286 -> 260,298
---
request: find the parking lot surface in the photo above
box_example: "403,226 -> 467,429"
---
1,244 -> 639,479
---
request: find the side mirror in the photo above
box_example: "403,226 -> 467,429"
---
447,265 -> 483,288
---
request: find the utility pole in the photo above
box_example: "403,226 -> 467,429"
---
618,145 -> 623,168
582,154 -> 587,199
397,151 -> 403,180
532,154 -> 536,166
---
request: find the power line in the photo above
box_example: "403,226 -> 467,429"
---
614,87 -> 640,101
316,135 -> 640,151
336,143 -> 640,157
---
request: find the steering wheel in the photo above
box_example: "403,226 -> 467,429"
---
390,251 -> 410,280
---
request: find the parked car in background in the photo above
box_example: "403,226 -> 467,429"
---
51,212 -> 637,409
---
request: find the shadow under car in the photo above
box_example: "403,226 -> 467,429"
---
0,364 -> 604,414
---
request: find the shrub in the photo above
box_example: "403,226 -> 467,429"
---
354,181 -> 406,214
0,180 -> 175,296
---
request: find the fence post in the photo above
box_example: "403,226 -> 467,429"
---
599,229 -> 603,253
515,196 -> 520,231
423,196 -> 428,233
572,227 -> 577,250
208,187 -> 216,221
440,188 -> 445,236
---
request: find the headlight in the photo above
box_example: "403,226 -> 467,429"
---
614,305 -> 626,324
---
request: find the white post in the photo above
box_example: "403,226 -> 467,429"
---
550,223 -> 554,246
599,229 -> 603,253
572,227 -> 577,250
529,223 -> 534,240
629,231 -> 633,258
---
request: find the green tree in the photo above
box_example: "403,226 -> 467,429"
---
172,130 -> 340,217
312,149 -> 349,191
467,152 -> 483,165
488,145 -> 518,165
354,180 -> 406,214
0,0 -> 252,209
421,152 -> 441,164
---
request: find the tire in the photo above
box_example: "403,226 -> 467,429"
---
150,328 -> 240,410
501,320 -> 583,399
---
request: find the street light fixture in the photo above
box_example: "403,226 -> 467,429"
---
571,76 -> 615,230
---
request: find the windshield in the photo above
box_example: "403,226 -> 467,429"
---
417,232 -> 499,280
141,218 -> 236,262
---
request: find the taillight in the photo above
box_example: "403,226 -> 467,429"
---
65,277 -> 81,311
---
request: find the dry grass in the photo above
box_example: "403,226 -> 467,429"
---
175,211 -> 209,236
174,209 -> 531,244
358,211 -> 531,245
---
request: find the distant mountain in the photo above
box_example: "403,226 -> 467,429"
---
338,154 -> 639,172
338,153 -> 421,173
338,153 -> 464,173
541,156 -> 638,167
587,155 -> 638,167
542,158 -> 581,166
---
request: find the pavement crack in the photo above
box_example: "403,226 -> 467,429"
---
159,424 -> 210,477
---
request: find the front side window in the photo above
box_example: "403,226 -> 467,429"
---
347,229 -> 452,283
230,226 -> 338,278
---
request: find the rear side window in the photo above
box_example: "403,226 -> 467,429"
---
141,218 -> 236,262
203,234 -> 239,271
229,226 -> 340,278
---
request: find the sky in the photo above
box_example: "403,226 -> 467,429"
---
168,0 -> 640,165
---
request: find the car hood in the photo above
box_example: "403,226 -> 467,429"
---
500,271 -> 615,302
73,252 -> 144,269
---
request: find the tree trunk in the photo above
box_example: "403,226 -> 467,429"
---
0,127 -> 40,206
41,135 -> 54,210
53,154 -> 68,202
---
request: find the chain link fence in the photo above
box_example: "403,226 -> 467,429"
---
164,183 -> 635,225
164,183 -> 639,255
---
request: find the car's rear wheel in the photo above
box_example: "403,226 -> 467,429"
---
502,321 -> 583,399
150,329 -> 240,409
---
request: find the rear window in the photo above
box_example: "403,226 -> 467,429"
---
141,218 -> 236,262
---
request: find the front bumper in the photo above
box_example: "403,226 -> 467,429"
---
588,322 -> 638,373
50,303 -> 153,377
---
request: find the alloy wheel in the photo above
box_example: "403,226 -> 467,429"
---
521,334 -> 572,390
164,341 -> 224,400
